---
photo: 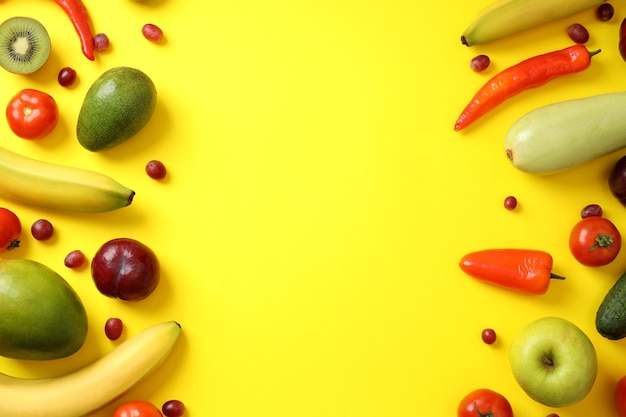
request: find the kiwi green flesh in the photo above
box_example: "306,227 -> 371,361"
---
0,17 -> 50,75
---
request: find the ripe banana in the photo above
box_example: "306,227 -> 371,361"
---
0,145 -> 134,212
461,0 -> 604,46
0,320 -> 181,417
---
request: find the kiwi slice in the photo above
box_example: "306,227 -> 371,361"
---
0,17 -> 50,74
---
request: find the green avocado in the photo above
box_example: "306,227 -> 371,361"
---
77,66 -> 157,152
0,258 -> 88,360
596,271 -> 626,340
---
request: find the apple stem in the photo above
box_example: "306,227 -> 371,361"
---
472,402 -> 495,417
540,355 -> 554,366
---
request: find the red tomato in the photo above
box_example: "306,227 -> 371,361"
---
0,207 -> 21,252
569,216 -> 622,266
6,89 -> 58,140
457,388 -> 513,417
616,376 -> 626,417
113,401 -> 163,417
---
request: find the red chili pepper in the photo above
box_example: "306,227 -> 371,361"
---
53,0 -> 95,60
454,44 -> 600,131
459,248 -> 565,295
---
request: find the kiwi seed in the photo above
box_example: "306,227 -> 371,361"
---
0,16 -> 51,75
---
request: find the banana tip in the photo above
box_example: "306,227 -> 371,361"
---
127,191 -> 136,207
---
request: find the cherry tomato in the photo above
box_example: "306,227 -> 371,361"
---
113,401 -> 163,417
6,89 -> 58,140
569,216 -> 621,266
616,375 -> 626,417
457,388 -> 513,417
0,207 -> 21,252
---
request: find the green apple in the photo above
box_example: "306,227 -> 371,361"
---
509,316 -> 597,407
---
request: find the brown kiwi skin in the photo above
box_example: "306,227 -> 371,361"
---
0,16 -> 51,75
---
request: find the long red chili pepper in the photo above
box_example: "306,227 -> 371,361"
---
459,248 -> 564,295
454,44 -> 600,131
53,0 -> 95,60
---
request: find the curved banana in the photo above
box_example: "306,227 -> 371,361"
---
0,321 -> 181,417
461,0 -> 604,46
0,146 -> 134,212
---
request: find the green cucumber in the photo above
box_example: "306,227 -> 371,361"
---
597,271 -> 626,340
462,0 -> 604,46
504,91 -> 626,175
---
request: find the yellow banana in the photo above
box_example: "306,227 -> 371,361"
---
0,321 -> 181,417
461,0 -> 604,46
0,146 -> 134,212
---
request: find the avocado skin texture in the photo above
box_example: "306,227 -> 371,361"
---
77,66 -> 157,152
597,271 -> 626,340
0,258 -> 88,360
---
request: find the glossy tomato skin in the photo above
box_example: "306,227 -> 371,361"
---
569,217 -> 622,266
457,388 -> 513,417
6,89 -> 58,140
113,401 -> 163,417
0,207 -> 21,252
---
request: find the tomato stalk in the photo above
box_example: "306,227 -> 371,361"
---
589,234 -> 614,251
6,239 -> 20,250
459,248 -> 564,295
472,403 -> 495,417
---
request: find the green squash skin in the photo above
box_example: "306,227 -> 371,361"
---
0,259 -> 88,360
596,271 -> 626,340
504,91 -> 626,175
77,67 -> 157,152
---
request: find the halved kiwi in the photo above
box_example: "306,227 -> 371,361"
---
0,17 -> 50,74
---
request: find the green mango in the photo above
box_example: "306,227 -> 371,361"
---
0,258 -> 88,360
77,66 -> 157,152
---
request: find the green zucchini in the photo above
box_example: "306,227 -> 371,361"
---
504,91 -> 626,175
596,271 -> 626,340
462,0 -> 605,46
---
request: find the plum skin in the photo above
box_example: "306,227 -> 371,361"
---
609,156 -> 626,207
91,238 -> 160,301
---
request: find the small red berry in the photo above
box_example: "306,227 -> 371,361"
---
104,317 -> 123,340
503,196 -> 517,210
94,33 -> 110,51
64,250 -> 87,269
481,328 -> 496,344
146,160 -> 167,180
142,23 -> 164,42
162,399 -> 185,417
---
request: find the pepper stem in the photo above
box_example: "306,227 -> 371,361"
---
589,49 -> 602,58
550,273 -> 566,280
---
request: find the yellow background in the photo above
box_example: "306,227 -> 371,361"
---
0,0 -> 624,416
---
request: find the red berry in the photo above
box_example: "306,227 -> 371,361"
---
162,400 -> 185,417
142,23 -> 164,42
64,250 -> 87,269
581,204 -> 603,218
146,160 -> 167,179
481,328 -> 496,344
567,23 -> 589,44
597,3 -> 614,21
94,33 -> 110,51
31,219 -> 54,240
104,317 -> 123,340
58,67 -> 77,87
470,54 -> 490,72
503,196 -> 517,210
